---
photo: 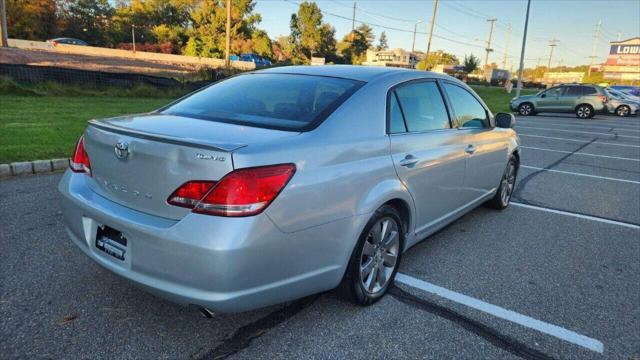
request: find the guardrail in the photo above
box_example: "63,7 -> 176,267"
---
7,39 -> 256,71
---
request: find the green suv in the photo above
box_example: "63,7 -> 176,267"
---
510,84 -> 608,118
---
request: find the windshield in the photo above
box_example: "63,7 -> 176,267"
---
162,73 -> 364,131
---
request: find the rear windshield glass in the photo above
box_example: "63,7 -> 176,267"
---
162,73 -> 363,131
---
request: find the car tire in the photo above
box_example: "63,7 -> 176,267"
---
575,104 -> 594,119
485,155 -> 518,210
339,205 -> 404,306
616,105 -> 631,117
518,103 -> 534,116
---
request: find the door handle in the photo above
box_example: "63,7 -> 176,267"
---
399,155 -> 419,167
465,144 -> 476,154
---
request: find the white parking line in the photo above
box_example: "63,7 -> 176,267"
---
517,126 -> 640,139
520,165 -> 640,184
519,134 -> 640,148
511,202 -> 640,230
521,146 -> 640,162
516,120 -> 640,132
394,273 -> 605,353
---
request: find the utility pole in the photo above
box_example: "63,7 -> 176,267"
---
617,32 -> 621,41
424,0 -> 439,70
412,20 -> 423,53
483,18 -> 497,70
546,39 -> 559,73
350,1 -> 356,41
0,0 -> 7,47
502,24 -> 511,69
131,25 -> 136,53
515,0 -> 531,98
587,20 -> 601,77
225,0 -> 231,68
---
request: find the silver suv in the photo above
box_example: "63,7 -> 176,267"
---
510,84 -> 608,118
59,66 -> 520,313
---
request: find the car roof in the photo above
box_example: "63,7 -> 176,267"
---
257,65 -> 448,83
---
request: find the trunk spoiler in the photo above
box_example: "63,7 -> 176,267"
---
88,119 -> 247,152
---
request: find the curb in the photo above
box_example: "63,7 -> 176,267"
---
0,158 -> 69,178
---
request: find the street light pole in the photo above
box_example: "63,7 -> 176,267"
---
412,20 -> 423,53
515,0 -> 531,98
1,0 -> 8,47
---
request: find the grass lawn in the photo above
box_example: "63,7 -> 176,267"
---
0,96 -> 172,163
470,85 -> 538,113
0,86 -> 538,164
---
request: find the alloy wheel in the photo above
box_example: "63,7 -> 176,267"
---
500,161 -> 516,205
617,106 -> 630,117
577,106 -> 591,118
360,217 -> 400,294
519,104 -> 532,116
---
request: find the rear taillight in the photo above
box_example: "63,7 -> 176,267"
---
599,95 -> 608,103
70,135 -> 91,175
167,164 -> 296,217
167,181 -> 216,208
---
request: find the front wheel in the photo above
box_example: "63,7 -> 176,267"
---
518,103 -> 534,116
486,156 -> 518,210
575,104 -> 594,119
616,105 -> 630,117
339,205 -> 403,306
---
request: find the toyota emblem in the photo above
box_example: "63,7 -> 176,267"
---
114,141 -> 129,160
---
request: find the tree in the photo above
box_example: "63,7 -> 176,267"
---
463,54 -> 480,74
337,30 -> 368,64
355,23 -> 374,49
6,0 -> 57,40
377,31 -> 388,51
57,0 -> 114,46
289,1 -> 336,62
416,50 -> 459,71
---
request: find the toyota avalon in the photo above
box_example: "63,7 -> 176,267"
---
59,66 -> 520,313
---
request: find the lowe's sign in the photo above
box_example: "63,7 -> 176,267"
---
610,45 -> 640,55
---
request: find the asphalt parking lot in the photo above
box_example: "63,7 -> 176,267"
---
1,113 -> 638,359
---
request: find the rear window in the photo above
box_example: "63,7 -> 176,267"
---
162,73 -> 363,131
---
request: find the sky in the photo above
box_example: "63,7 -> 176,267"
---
255,0 -> 640,68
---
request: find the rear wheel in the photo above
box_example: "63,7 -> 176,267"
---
616,105 -> 631,117
518,103 -> 534,116
339,205 -> 403,306
575,104 -> 594,119
486,155 -> 517,210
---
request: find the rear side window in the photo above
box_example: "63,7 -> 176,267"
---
582,86 -> 598,95
392,81 -> 450,132
442,83 -> 489,128
566,86 -> 582,96
162,74 -> 363,131
389,93 -> 407,133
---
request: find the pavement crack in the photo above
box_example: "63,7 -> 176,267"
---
389,286 -> 557,360
195,294 -> 319,360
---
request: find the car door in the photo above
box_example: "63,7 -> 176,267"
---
536,86 -> 565,111
388,80 -> 467,234
559,85 -> 583,111
441,82 -> 508,200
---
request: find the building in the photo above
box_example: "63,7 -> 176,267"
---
542,72 -> 585,86
362,48 -> 418,69
603,37 -> 640,83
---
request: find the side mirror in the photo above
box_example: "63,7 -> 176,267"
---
495,113 -> 516,129
540,93 -> 547,98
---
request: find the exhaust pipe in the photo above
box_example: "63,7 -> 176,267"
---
199,307 -> 215,318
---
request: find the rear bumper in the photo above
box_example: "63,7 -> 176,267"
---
59,171 -> 364,313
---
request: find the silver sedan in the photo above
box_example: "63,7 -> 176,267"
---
59,66 -> 520,313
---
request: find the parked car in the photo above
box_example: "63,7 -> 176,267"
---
240,53 -> 271,67
59,66 -> 520,313
47,37 -> 89,46
604,88 -> 639,116
510,84 -> 608,118
610,85 -> 640,97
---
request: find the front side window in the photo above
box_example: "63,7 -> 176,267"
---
162,74 -> 363,131
392,81 -> 450,132
541,87 -> 565,97
442,83 -> 489,129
